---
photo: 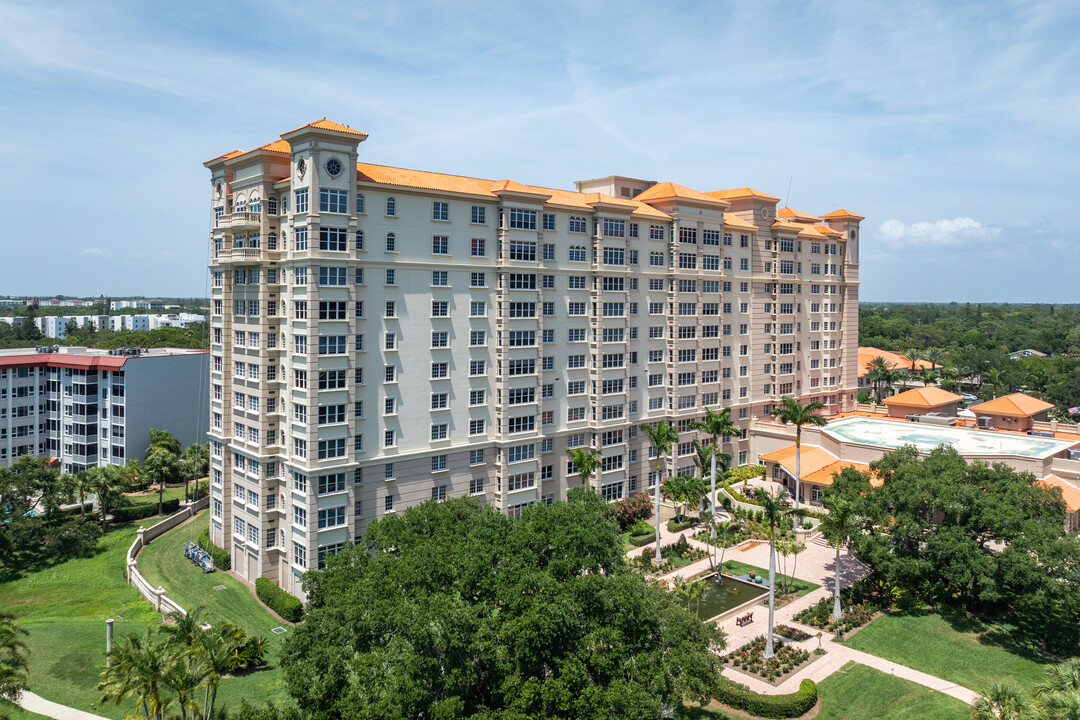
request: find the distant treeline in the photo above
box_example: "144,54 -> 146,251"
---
859,303 -> 1080,415
0,319 -> 208,351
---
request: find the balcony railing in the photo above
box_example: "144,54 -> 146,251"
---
215,247 -> 264,264
224,211 -> 262,229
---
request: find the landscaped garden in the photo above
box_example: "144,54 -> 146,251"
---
841,610 -> 1051,692
722,635 -> 813,684
815,661 -> 969,720
630,534 -> 709,571
773,624 -> 812,641
794,593 -> 877,636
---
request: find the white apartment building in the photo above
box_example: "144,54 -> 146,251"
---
205,120 -> 863,597
0,346 -> 209,473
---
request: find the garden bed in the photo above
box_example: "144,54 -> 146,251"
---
794,595 -> 877,637
774,624 -> 812,642
723,635 -> 816,685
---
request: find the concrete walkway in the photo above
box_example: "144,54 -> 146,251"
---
17,691 -> 110,720
635,500 -> 979,706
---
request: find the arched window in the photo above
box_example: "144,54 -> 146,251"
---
281,194 -> 289,213
355,230 -> 365,251
235,195 -> 247,213
385,232 -> 396,252
356,193 -> 365,214
267,232 -> 278,251
568,246 -> 587,262
249,192 -> 261,213
386,196 -> 396,216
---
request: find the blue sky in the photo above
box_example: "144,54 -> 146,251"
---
1,0 -> 1077,302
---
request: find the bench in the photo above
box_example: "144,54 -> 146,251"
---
735,612 -> 754,627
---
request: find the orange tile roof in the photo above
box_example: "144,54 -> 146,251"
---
635,181 -> 729,205
772,220 -> 806,232
723,212 -> 757,230
809,225 -> 844,237
283,119 -> 369,137
858,347 -> 934,375
353,162 -> 670,218
820,208 -> 865,220
706,187 -> 781,202
882,386 -> 963,408
758,445 -> 882,487
1041,476 -> 1080,512
273,177 -> 290,186
777,207 -> 819,222
973,393 -> 1055,418
203,149 -> 243,165
257,139 -> 291,154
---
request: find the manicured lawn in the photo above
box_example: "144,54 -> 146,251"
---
816,662 -> 969,720
4,705 -> 54,720
0,520 -> 160,719
135,511 -> 292,709
123,482 -> 204,508
842,610 -> 1050,692
719,560 -> 819,597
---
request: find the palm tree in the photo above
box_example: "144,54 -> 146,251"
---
691,440 -> 730,514
146,429 -> 182,516
160,607 -> 207,648
99,629 -> 170,720
90,465 -> 126,531
0,612 -> 29,706
193,627 -> 239,720
161,653 -> 206,720
924,348 -> 946,371
709,518 -> 733,578
894,369 -> 911,393
179,444 -> 210,504
566,447 -> 601,491
689,406 -> 739,514
866,356 -> 895,401
1026,368 -> 1051,400
771,396 -> 826,527
755,488 -> 797,659
984,368 -> 1008,398
640,420 -> 679,563
820,496 -> 859,620
901,348 -> 925,372
971,681 -> 1026,720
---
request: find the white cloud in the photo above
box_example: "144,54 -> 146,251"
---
875,217 -> 1002,251
80,247 -> 106,257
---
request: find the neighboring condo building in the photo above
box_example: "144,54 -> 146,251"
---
0,346 -> 209,473
204,120 -> 863,597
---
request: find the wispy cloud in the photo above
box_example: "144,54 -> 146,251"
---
80,247 -> 106,257
876,218 -> 1003,252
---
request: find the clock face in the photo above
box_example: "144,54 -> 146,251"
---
326,158 -> 342,177
297,157 -> 306,177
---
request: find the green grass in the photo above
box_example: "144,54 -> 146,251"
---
842,610 -> 1051,693
719,560 -> 820,597
816,662 -> 969,720
135,511 -> 291,710
3,705 -> 55,720
123,482 -> 203,508
0,520 -> 160,719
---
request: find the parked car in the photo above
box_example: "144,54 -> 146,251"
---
962,393 -> 978,401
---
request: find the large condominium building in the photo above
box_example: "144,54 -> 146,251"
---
204,119 -> 863,597
0,346 -> 209,473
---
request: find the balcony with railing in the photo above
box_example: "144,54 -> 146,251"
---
223,211 -> 262,230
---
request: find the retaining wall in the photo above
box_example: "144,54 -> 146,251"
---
125,497 -> 210,616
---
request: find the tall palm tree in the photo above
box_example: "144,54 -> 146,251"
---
566,447 -> 601,491
1026,368 -> 1051,400
161,653 -> 206,720
894,369 -> 911,393
0,612 -> 29,706
90,465 -> 126,531
70,470 -> 93,516
755,488 -> 797,659
179,444 -> 210,504
691,440 -> 730,514
901,348 -> 925,372
984,368 -> 1008,398
159,607 -> 207,648
144,447 -> 179,517
820,496 -> 858,620
99,629 -> 170,719
640,420 -> 679,563
194,627 -> 240,720
689,406 -> 739,514
924,348 -> 946,371
771,396 -> 826,527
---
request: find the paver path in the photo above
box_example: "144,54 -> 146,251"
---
17,691 -> 110,720
635,501 -> 979,705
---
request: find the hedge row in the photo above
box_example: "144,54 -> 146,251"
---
197,528 -> 232,571
713,679 -> 817,719
255,577 -> 304,622
112,498 -> 181,523
628,533 -> 655,547
666,518 -> 696,533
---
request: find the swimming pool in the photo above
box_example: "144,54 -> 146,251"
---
824,416 -> 1078,459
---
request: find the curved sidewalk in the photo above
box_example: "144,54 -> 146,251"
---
17,691 -> 110,720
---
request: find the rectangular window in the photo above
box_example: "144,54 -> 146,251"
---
319,189 -> 347,213
432,201 -> 449,220
508,208 -> 537,230
471,206 -> 486,224
294,189 -> 308,213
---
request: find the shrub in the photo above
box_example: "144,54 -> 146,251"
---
629,519 -> 654,537
712,678 -> 818,719
629,534 -> 656,548
612,493 -> 653,530
255,577 -> 304,622
197,528 -> 231,571
111,498 -> 181,523
667,518 -> 695,533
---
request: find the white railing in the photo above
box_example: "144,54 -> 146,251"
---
125,495 -> 210,616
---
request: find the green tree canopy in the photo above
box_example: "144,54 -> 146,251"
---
282,489 -> 727,720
